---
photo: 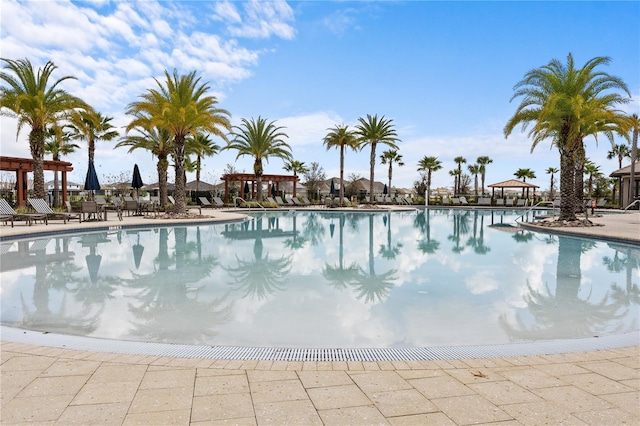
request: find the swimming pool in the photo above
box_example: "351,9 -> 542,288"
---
1,209 -> 638,351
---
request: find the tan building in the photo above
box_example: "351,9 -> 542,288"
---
610,164 -> 640,208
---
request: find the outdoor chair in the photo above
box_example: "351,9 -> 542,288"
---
495,198 -> 504,206
460,196 -> 469,205
266,197 -> 277,205
478,197 -> 491,206
302,197 -> 312,206
596,198 -> 607,208
275,196 -> 287,206
505,198 -> 514,206
28,198 -> 80,223
81,201 -> 105,222
292,197 -> 303,206
213,197 -> 226,207
199,197 -> 214,208
516,199 -> 526,207
0,198 -> 47,227
452,197 -> 461,205
442,196 -> 450,205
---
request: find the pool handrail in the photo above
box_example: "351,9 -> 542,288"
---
515,200 -> 555,223
624,199 -> 640,211
235,197 -> 266,211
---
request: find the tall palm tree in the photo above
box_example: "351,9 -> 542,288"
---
116,125 -> 173,207
44,127 -> 79,207
69,110 -> 119,164
476,156 -> 493,196
627,113 -> 639,206
546,166 -> 559,199
380,149 -> 404,196
468,164 -> 480,197
323,124 -> 358,204
514,168 -> 536,198
282,159 -> 308,200
0,58 -> 89,199
453,156 -> 467,194
583,160 -> 601,200
186,132 -> 220,193
607,143 -> 630,169
225,116 -> 291,201
417,156 -> 442,200
126,69 -> 231,213
354,114 -> 400,202
504,53 -> 631,221
449,169 -> 460,195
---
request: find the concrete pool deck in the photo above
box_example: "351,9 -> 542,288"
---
1,207 -> 639,425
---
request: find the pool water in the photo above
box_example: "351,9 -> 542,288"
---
1,209 -> 638,348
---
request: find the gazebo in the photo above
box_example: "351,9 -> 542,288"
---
0,156 -> 74,207
488,179 -> 539,199
220,173 -> 300,204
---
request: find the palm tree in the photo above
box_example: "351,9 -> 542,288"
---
453,156 -> 467,194
282,159 -> 308,200
449,169 -> 460,195
476,156 -> 493,196
607,143 -> 630,169
186,133 -> 220,193
69,110 -> 119,164
417,156 -> 442,201
380,149 -> 404,196
504,53 -> 631,221
125,69 -> 231,213
116,126 -> 173,207
628,114 -> 639,206
225,116 -> 292,201
354,114 -> 400,202
44,127 -> 79,207
323,125 -> 359,204
0,58 -> 90,199
546,166 -> 559,200
468,164 -> 480,197
583,160 -> 601,200
514,168 -> 536,198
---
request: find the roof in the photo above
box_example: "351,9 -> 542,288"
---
609,163 -> 640,178
488,179 -> 539,189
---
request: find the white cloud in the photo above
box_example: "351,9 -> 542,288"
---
223,0 -> 296,40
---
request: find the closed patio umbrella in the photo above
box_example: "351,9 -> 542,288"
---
84,160 -> 100,200
383,184 -> 388,195
132,164 -> 144,199
244,181 -> 250,197
330,180 -> 336,196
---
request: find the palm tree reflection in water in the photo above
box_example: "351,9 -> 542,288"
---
500,237 -> 626,340
127,227 -> 232,345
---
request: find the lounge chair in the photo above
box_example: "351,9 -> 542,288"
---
199,197 -> 214,208
302,197 -> 312,206
275,196 -> 287,206
452,197 -> 461,205
516,199 -> 526,207
460,196 -> 469,205
505,198 -> 514,207
441,196 -> 450,205
0,198 -> 47,227
266,197 -> 277,205
478,197 -> 491,206
596,198 -> 607,208
495,198 -> 504,206
28,198 -> 80,223
212,197 -> 226,207
292,197 -> 303,206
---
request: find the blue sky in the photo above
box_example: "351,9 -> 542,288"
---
1,0 -> 638,192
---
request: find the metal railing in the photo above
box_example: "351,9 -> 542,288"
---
235,197 -> 266,211
515,200 -> 555,223
624,199 -> 640,212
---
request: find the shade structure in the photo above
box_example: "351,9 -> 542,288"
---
84,160 -> 100,200
383,184 -> 388,195
330,180 -> 336,195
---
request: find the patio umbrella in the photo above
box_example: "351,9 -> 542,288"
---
84,160 -> 100,200
132,164 -> 144,199
271,184 -> 276,198
244,181 -> 250,197
85,252 -> 102,284
383,184 -> 388,195
330,180 -> 336,196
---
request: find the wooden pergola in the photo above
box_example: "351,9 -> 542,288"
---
488,179 -> 539,199
0,156 -> 74,207
220,173 -> 299,204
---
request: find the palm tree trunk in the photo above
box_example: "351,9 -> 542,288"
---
255,158 -> 263,201
158,156 -> 168,208
573,143 -> 585,213
388,163 -> 392,197
196,156 -> 201,193
30,129 -> 46,200
174,136 -> 186,213
559,153 -> 577,221
369,142 -> 377,203
339,145 -> 345,203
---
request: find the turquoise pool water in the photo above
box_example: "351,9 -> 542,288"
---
1,209 -> 638,348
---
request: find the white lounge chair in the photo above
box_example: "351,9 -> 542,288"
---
28,198 -> 80,223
